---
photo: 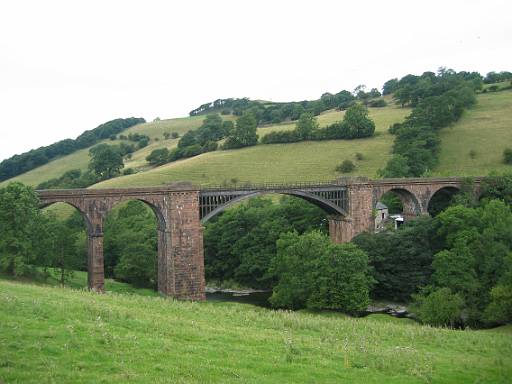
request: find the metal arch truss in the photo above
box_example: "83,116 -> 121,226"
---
199,182 -> 348,222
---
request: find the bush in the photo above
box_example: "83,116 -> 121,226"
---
469,149 -> 477,159
260,130 -> 300,144
355,152 -> 364,160
413,288 -> 464,327
163,132 -> 170,139
368,98 -> 387,108
503,148 -> 512,164
171,132 -> 179,139
145,148 -> 170,166
336,160 -> 355,173
109,134 -> 117,141
122,168 -> 135,175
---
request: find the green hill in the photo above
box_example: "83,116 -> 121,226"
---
1,90 -> 511,190
1,278 -> 511,383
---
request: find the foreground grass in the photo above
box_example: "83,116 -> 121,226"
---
0,279 -> 511,383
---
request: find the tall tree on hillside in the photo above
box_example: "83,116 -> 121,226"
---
223,111 -> 258,149
88,144 -> 124,179
295,112 -> 319,140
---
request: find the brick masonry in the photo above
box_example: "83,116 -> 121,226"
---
37,177 -> 480,300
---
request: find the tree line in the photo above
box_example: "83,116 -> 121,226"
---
379,68 -> 480,178
0,117 -> 145,182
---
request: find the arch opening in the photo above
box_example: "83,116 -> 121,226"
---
39,202 -> 91,288
203,194 -> 330,295
103,199 -> 162,290
427,186 -> 460,217
375,188 -> 421,231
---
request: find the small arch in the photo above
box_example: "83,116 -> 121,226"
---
427,186 -> 460,217
40,201 -> 93,235
201,190 -> 347,224
108,198 -> 167,231
377,187 -> 422,218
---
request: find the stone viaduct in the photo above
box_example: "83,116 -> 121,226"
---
36,177 -> 479,300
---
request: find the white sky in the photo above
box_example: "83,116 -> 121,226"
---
0,0 -> 510,161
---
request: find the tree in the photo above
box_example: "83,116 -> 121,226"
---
382,78 -> 399,95
88,144 -> 124,179
223,112 -> 259,149
379,155 -> 410,178
336,160 -> 355,173
45,215 -> 80,286
269,231 -> 371,313
295,112 -> 318,140
503,148 -> 512,164
0,183 -> 45,276
146,148 -> 170,166
343,104 -> 375,138
413,288 -> 464,327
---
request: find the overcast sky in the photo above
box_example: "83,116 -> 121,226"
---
0,0 -> 510,161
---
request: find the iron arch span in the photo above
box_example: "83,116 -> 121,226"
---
200,189 -> 348,224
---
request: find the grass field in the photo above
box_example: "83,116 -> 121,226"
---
1,278 -> 511,383
435,89 -> 512,176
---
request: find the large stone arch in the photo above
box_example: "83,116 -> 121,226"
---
104,196 -> 168,231
39,200 -> 94,235
200,189 -> 347,224
426,185 -> 461,216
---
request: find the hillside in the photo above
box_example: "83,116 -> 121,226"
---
1,278 -> 511,383
1,90 -> 511,190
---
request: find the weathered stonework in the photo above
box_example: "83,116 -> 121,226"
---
37,177 -> 481,300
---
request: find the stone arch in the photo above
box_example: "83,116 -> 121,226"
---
106,197 -> 167,231
40,200 -> 94,235
426,185 -> 460,216
376,187 -> 423,219
201,190 -> 347,224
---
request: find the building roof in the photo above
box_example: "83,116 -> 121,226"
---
376,202 -> 388,210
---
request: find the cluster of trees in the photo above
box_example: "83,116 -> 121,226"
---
188,85 -> 384,125
119,133 -> 151,149
37,143 -> 130,189
380,69 -> 479,178
146,112 -> 259,166
484,71 -> 512,84
0,118 -> 145,182
261,104 -> 375,144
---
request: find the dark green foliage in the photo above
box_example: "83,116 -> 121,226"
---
223,112 -> 259,149
503,148 -> 512,164
379,191 -> 403,214
353,217 -> 438,301
484,71 -> 512,84
378,155 -> 410,178
260,130 -> 300,144
0,183 -> 46,276
295,112 -> 319,140
382,78 -> 399,95
88,144 -> 124,179
355,152 -> 364,161
146,148 -> 170,166
104,201 -> 157,287
336,160 -> 355,173
343,104 -> 375,138
269,231 -> 371,313
382,70 -> 479,177
0,118 -> 145,182
481,173 -> 512,205
368,98 -> 387,107
123,168 -> 135,175
413,288 -> 464,327
204,197 -> 327,289
171,132 -> 179,139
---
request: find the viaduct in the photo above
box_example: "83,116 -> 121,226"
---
36,177 -> 478,300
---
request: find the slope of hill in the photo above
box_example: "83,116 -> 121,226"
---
1,278 -> 511,383
2,89 -> 511,190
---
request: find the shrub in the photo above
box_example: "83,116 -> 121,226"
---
123,168 -> 135,175
163,132 -> 170,139
355,152 -> 364,160
336,160 -> 355,173
146,148 -> 170,166
260,130 -> 300,144
171,132 -> 179,139
109,134 -> 117,141
368,98 -> 387,107
413,288 -> 464,327
503,148 -> 512,164
469,149 -> 477,159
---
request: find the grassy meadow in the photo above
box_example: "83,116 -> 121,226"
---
0,278 -> 510,383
